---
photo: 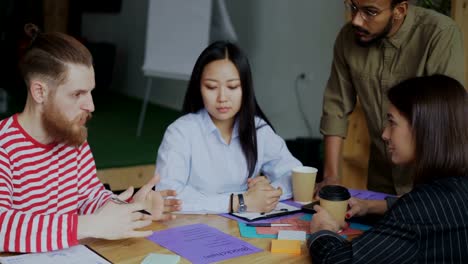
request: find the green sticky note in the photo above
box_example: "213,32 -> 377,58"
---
141,253 -> 180,264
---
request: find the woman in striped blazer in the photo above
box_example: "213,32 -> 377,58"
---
308,75 -> 468,263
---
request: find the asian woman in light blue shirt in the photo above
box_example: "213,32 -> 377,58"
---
155,41 -> 301,213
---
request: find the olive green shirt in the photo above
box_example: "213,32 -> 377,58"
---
320,6 -> 465,195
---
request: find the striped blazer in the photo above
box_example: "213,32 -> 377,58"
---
308,177 -> 468,264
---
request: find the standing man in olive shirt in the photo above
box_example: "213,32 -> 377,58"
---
319,0 -> 465,195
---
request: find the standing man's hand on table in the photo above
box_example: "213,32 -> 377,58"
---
314,177 -> 340,199
314,136 -> 343,199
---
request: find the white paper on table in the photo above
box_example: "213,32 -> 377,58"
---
0,245 -> 111,264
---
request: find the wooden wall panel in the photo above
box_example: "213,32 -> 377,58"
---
452,0 -> 468,85
43,0 -> 69,33
341,101 -> 369,190
97,165 -> 155,191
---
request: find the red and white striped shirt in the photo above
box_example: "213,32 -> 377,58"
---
0,114 -> 112,253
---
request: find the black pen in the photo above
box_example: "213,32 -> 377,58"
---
110,196 -> 152,215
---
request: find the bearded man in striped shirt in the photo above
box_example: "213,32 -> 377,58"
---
0,24 -> 181,253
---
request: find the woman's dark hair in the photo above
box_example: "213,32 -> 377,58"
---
183,41 -> 273,178
387,74 -> 467,184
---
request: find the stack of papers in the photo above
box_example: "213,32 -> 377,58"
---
270,240 -> 301,255
270,230 -> 306,255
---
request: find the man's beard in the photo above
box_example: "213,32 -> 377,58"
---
42,101 -> 92,147
353,16 -> 394,47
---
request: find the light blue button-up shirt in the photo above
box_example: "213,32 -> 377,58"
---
155,109 -> 302,213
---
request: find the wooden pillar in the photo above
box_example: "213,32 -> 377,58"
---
452,0 -> 468,85
42,0 -> 69,33
341,100 -> 370,190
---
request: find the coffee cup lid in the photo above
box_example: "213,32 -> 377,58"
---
319,185 -> 351,201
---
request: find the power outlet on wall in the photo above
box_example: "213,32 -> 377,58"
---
294,72 -> 314,137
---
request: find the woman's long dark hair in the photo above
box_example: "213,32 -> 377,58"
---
387,75 -> 467,184
183,41 -> 274,178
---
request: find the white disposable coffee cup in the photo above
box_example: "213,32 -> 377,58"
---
292,166 -> 317,204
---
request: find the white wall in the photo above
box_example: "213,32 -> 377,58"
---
227,0 -> 344,138
82,0 -> 187,110
82,0 -> 344,139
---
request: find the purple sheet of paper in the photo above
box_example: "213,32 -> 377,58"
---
219,200 -> 303,224
147,223 -> 262,264
349,189 -> 393,200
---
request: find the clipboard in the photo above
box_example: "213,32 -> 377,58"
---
229,202 -> 301,222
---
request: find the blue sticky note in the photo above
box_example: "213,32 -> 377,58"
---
349,222 -> 371,231
300,214 -> 313,221
238,222 -> 277,238
141,253 -> 180,264
238,220 -> 312,239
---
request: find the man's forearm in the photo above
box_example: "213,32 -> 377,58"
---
323,135 -> 344,181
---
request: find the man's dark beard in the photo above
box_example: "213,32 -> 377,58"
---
42,100 -> 91,147
353,16 -> 394,47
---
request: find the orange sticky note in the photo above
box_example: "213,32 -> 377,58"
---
271,239 -> 301,255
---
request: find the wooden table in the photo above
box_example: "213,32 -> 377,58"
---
81,214 -> 311,263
